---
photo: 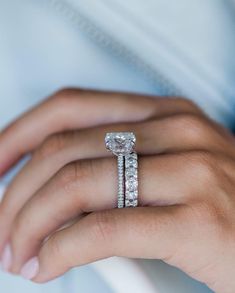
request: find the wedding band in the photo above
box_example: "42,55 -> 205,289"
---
117,154 -> 125,208
105,132 -> 138,208
125,152 -> 138,207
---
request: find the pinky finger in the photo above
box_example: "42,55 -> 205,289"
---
22,206 -> 186,283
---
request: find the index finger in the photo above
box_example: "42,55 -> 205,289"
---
0,90 -> 200,175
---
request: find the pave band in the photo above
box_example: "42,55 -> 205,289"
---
105,132 -> 138,208
117,155 -> 125,208
125,153 -> 138,207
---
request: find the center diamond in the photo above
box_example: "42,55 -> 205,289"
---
105,132 -> 136,156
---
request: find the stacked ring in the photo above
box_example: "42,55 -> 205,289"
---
105,132 -> 138,208
125,153 -> 138,207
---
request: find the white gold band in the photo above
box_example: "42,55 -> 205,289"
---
105,132 -> 138,209
117,155 -> 125,208
125,153 -> 138,207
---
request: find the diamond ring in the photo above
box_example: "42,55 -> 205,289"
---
105,132 -> 138,208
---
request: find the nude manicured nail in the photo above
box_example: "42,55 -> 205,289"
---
20,257 -> 39,280
1,243 -> 12,272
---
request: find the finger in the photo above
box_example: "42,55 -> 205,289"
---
33,204 -> 229,285
31,206 -> 187,282
0,110 -> 231,233
1,112 -> 231,258
0,90 -> 201,175
2,109 -> 229,218
9,150 -> 229,273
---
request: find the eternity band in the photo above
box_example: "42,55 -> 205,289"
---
125,152 -> 138,207
117,155 -> 125,208
105,132 -> 138,208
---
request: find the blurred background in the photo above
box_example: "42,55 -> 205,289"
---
0,0 -> 235,292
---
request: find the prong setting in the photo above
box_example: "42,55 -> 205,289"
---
105,132 -> 136,156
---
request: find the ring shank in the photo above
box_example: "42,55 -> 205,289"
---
125,153 -> 138,207
117,155 -> 125,208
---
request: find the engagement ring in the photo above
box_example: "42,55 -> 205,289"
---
105,132 -> 138,208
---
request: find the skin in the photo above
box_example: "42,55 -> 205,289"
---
0,88 -> 235,292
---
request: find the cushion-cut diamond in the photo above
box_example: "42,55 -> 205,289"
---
105,132 -> 136,156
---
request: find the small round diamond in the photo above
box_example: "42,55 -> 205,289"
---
126,167 -> 137,178
126,174 -> 137,182
125,199 -> 138,207
126,157 -> 138,168
126,178 -> 138,191
126,190 -> 138,200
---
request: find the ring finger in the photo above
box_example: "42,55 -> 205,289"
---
0,112 -> 231,259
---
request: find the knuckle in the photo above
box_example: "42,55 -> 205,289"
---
56,162 -> 80,194
45,234 -> 70,268
48,88 -> 72,108
197,202 -> 220,223
173,113 -> 208,141
49,88 -> 83,110
55,160 -> 95,202
173,97 -> 202,112
192,202 -> 227,240
34,133 -> 66,159
51,88 -> 75,100
48,88 -> 85,123
90,211 -> 117,243
185,151 -> 219,185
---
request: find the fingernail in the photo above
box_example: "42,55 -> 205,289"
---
1,243 -> 12,272
20,257 -> 39,280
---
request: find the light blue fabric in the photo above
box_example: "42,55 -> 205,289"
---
1,0 -> 235,128
0,0 -> 234,292
65,0 -> 235,125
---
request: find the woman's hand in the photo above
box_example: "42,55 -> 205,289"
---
0,89 -> 235,293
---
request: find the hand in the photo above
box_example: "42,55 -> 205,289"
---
0,89 -> 235,292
